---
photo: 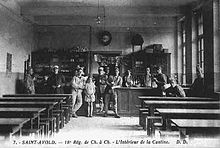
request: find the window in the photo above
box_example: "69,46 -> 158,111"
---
181,20 -> 187,84
6,52 -> 12,73
197,12 -> 204,73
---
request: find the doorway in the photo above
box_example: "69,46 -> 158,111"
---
91,51 -> 122,76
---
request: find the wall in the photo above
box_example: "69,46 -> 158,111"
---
179,0 -> 220,95
34,25 -> 90,50
177,19 -> 183,84
91,26 -> 176,75
213,0 -> 220,92
185,6 -> 193,84
34,16 -> 177,76
203,0 -> 215,95
0,2 -> 35,96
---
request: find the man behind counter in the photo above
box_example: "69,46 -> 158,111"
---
152,66 -> 167,96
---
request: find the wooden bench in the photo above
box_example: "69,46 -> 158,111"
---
0,118 -> 30,139
3,94 -> 73,121
40,120 -> 51,137
22,125 -> 44,137
138,96 -> 219,129
171,119 -> 220,139
142,100 -> 220,136
3,94 -> 72,114
0,107 -> 46,129
139,108 -> 160,128
155,108 -> 220,138
0,97 -> 66,131
0,101 -> 59,136
0,107 -> 47,138
144,100 -> 219,116
139,96 -> 218,108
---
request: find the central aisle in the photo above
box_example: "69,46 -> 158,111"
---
55,116 -> 147,140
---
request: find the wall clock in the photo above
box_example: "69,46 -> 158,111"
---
99,31 -> 112,46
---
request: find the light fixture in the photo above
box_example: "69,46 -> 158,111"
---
96,0 -> 102,24
96,16 -> 101,24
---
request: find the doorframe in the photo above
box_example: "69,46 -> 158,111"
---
89,51 -> 123,75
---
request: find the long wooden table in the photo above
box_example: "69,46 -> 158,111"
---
144,100 -> 220,116
0,97 -> 68,128
0,101 -> 58,118
1,96 -> 73,132
156,108 -> 220,133
2,94 -> 73,117
0,118 -> 30,139
142,100 -> 219,136
157,109 -> 220,119
0,107 -> 46,129
0,101 -> 60,136
3,94 -> 72,107
3,94 -> 72,98
0,101 -> 57,107
171,119 -> 220,138
138,96 -> 219,128
139,96 -> 218,108
0,97 -> 65,108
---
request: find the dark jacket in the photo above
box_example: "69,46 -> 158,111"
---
190,77 -> 205,97
24,74 -> 35,94
48,73 -> 66,94
155,73 -> 167,88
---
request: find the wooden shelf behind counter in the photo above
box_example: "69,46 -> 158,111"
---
114,87 -> 158,116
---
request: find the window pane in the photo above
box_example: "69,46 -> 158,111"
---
201,38 -> 204,50
183,66 -> 186,74
201,50 -> 204,63
198,13 -> 203,35
201,24 -> 203,34
183,46 -> 185,55
183,30 -> 186,43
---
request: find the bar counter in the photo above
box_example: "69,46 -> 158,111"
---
115,87 -> 158,116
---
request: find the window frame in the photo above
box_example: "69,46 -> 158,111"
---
181,19 -> 187,85
196,11 -> 204,74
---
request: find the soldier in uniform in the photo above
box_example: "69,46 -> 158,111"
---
95,67 -> 108,112
71,67 -> 86,117
48,65 -> 66,94
24,67 -> 35,94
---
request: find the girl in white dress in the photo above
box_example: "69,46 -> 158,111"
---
84,76 -> 96,117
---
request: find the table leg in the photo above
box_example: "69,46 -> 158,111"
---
148,105 -> 154,136
30,118 -> 33,129
179,128 -> 187,139
165,118 -> 172,131
37,115 -> 40,129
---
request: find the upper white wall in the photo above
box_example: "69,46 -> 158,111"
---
0,1 -> 34,73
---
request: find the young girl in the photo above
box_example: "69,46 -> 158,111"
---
84,76 -> 96,117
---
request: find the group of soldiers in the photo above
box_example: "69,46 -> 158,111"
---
95,66 -> 122,118
24,65 -> 122,118
23,64 -> 205,118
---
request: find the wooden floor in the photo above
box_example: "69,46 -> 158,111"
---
53,116 -> 220,147
1,116 -> 220,147
55,116 -> 147,140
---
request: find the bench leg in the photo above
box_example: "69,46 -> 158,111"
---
60,112 -> 64,128
54,114 -> 60,133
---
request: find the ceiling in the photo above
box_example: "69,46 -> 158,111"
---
17,0 -> 200,7
14,0 -> 202,26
